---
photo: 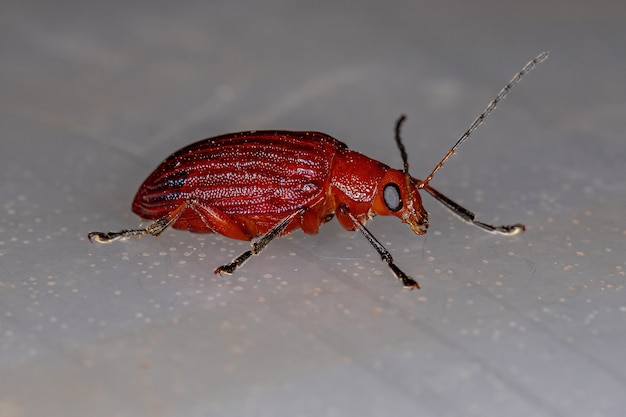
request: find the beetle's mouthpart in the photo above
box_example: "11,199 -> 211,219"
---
404,213 -> 428,235
408,220 -> 428,235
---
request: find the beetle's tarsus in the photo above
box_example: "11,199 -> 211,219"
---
499,223 -> 526,235
214,251 -> 253,275
388,261 -> 420,290
402,278 -> 420,290
88,231 -> 114,243
214,265 -> 234,275
87,230 -> 141,243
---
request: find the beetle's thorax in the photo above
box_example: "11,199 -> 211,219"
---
328,148 -> 428,234
329,149 -> 386,203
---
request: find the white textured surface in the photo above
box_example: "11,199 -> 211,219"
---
1,1 -> 625,416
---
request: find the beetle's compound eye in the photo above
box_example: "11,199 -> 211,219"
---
383,183 -> 403,212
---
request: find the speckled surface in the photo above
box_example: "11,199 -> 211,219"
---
1,1 -> 625,416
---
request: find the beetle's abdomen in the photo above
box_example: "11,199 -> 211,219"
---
132,131 -> 346,232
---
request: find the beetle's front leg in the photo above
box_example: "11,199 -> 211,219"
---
338,205 -> 420,289
423,184 -> 525,235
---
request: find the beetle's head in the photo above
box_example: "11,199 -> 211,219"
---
372,169 -> 428,235
370,115 -> 430,235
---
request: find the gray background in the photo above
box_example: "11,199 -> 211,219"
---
1,1 -> 625,416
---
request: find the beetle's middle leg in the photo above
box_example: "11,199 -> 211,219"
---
214,207 -> 307,275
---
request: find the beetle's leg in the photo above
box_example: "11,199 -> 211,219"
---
423,184 -> 525,235
88,202 -> 189,243
214,207 -> 306,275
339,205 -> 419,290
87,218 -> 170,242
186,200 -> 252,240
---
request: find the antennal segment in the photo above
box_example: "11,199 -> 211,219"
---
394,114 -> 415,203
394,114 -> 409,173
418,51 -> 549,188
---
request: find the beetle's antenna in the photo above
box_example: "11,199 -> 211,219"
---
418,51 -> 549,188
394,114 -> 410,174
394,114 -> 415,203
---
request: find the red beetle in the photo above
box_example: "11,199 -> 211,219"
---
89,52 -> 547,289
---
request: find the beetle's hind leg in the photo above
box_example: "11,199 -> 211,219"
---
88,218 -> 171,243
423,184 -> 525,235
88,202 -> 189,243
214,207 -> 306,275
